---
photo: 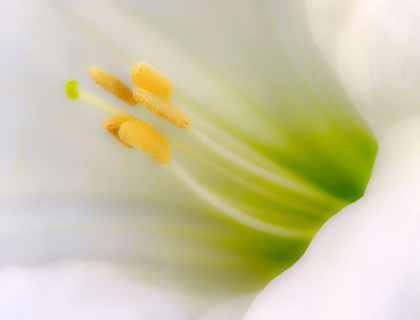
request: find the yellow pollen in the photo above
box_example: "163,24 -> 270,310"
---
102,116 -> 133,148
89,67 -> 137,106
132,62 -> 173,101
118,119 -> 173,165
133,87 -> 192,130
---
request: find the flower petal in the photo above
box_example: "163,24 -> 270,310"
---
0,195 -> 312,295
0,261 -> 198,320
305,0 -> 420,135
247,184 -> 420,319
198,293 -> 257,320
246,116 -> 420,319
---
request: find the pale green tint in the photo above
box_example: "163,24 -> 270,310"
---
65,80 -> 79,100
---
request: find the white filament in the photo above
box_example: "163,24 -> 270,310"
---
170,161 -> 310,239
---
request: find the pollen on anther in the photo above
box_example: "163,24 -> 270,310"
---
132,62 -> 173,101
118,119 -> 173,165
90,67 -> 137,106
133,87 -> 192,130
102,116 -> 133,148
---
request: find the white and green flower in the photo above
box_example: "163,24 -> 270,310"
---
1,0 -> 417,319
248,1 -> 420,319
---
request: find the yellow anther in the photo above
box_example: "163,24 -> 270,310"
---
66,80 -> 172,165
132,62 -> 173,101
102,116 -> 133,148
133,87 -> 192,130
89,67 -> 137,106
118,119 -> 173,165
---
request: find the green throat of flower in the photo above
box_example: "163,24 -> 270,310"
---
66,62 -> 372,240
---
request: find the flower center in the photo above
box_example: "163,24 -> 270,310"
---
65,62 -> 347,239
66,63 -> 192,164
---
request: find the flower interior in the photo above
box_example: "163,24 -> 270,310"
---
65,62 -> 377,291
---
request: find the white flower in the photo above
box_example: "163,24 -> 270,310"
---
1,0 -> 406,319
247,1 -> 420,319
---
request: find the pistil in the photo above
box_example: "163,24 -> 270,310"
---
65,80 -> 172,165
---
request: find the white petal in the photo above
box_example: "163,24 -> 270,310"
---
1,195 -> 297,295
305,0 -> 420,135
0,261 -> 198,320
198,293 -> 257,320
246,116 -> 420,319
247,2 -> 420,312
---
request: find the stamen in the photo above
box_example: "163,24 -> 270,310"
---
189,127 -> 346,207
167,137 -> 330,217
66,57 -> 341,235
190,127 -> 309,193
89,67 -> 137,106
132,62 -> 173,101
133,87 -> 192,129
119,119 -> 172,165
66,81 -> 135,120
170,161 -> 311,239
102,116 -> 133,148
66,81 -> 171,165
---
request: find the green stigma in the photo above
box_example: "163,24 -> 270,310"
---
66,80 -> 79,100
